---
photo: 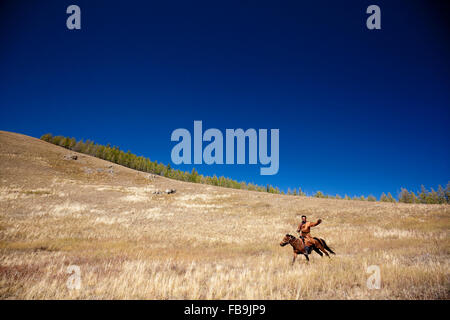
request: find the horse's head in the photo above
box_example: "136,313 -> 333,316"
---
280,234 -> 294,247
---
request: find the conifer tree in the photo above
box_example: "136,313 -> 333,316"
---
315,191 -> 324,198
445,182 -> 450,204
410,192 -> 418,204
428,188 -> 439,204
399,188 -> 411,203
387,192 -> 395,203
189,168 -> 199,183
419,185 -> 428,204
437,185 -> 446,204
40,133 -> 53,142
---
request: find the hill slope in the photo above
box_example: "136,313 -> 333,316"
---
0,130 -> 449,299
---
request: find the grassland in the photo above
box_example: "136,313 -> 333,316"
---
0,130 -> 448,299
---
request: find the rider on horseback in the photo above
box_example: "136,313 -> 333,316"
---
297,215 -> 322,254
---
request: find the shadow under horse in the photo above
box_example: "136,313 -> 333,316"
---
280,234 -> 335,264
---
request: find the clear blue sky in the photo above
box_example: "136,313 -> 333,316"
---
1,1 -> 449,198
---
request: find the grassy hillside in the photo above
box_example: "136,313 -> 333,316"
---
0,130 -> 448,299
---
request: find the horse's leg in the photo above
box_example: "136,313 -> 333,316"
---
312,246 -> 323,257
320,247 -> 330,258
304,254 -> 309,262
292,253 -> 297,265
314,240 -> 330,258
318,245 -> 330,258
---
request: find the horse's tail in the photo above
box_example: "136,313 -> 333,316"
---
315,237 -> 335,255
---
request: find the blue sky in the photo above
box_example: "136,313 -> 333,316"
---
1,1 -> 449,198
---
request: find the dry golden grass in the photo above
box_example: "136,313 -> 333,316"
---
0,130 -> 449,299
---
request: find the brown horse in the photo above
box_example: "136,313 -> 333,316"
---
279,234 -> 335,264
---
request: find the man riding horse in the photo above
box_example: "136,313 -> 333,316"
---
280,215 -> 334,264
297,215 -> 322,254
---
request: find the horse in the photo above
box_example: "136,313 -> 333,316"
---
279,234 -> 335,264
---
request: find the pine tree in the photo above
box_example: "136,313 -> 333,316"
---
60,137 -> 69,148
437,185 -> 446,204
428,188 -> 439,204
419,185 -> 428,204
380,192 -> 388,202
189,168 -> 199,183
410,192 -> 418,203
387,192 -> 395,203
73,140 -> 84,152
445,182 -> 450,204
399,188 -> 411,203
40,133 -> 53,142
314,191 -> 325,198
68,138 -> 76,149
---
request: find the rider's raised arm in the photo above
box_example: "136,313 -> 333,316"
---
310,219 -> 322,227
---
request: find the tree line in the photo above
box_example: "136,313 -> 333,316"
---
41,133 -> 449,204
397,185 -> 449,204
